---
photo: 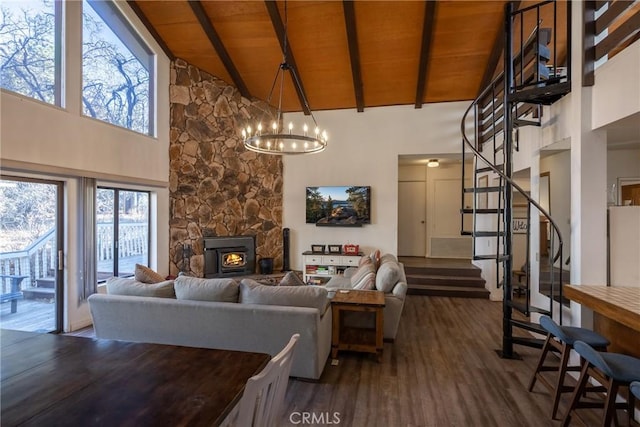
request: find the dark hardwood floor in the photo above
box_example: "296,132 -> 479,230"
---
68,296 -> 614,426
282,296 -> 607,427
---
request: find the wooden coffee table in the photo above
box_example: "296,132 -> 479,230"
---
331,289 -> 385,362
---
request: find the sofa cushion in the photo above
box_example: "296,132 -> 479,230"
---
380,253 -> 398,265
134,264 -> 165,284
106,277 -> 175,298
350,262 -> 376,290
375,261 -> 400,293
239,281 -> 328,313
278,271 -> 306,287
174,276 -> 239,302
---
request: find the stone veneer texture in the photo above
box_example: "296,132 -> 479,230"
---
169,58 -> 283,277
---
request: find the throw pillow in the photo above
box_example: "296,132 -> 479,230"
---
350,263 -> 376,290
278,271 -> 306,286
358,255 -> 374,268
106,277 -> 175,298
239,281 -> 328,312
174,276 -> 239,302
375,261 -> 400,293
240,278 -> 263,288
369,249 -> 381,270
134,264 -> 165,284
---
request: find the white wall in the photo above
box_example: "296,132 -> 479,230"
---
607,148 -> 640,198
282,102 -> 469,270
541,150 -> 572,267
592,40 -> 640,130
0,1 -> 170,331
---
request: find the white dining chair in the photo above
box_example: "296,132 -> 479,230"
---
231,334 -> 300,427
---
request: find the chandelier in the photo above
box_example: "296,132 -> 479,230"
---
242,1 -> 328,155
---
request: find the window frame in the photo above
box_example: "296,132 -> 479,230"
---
82,0 -> 156,136
96,186 -> 151,282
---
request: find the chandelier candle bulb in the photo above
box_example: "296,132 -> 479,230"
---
240,0 -> 327,155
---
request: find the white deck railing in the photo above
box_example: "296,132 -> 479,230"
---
0,222 -> 148,293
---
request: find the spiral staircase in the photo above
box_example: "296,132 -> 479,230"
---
460,1 -> 571,358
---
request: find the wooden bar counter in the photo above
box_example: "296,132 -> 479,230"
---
564,285 -> 640,358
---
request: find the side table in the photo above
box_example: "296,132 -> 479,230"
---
331,289 -> 385,362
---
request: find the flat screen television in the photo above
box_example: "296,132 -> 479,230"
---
306,186 -> 371,227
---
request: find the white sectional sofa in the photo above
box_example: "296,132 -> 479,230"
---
88,276 -> 332,380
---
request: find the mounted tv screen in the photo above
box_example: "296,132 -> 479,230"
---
306,186 -> 371,227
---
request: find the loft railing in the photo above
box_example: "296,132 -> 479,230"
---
584,0 -> 640,85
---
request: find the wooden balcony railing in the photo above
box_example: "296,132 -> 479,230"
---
584,0 -> 640,85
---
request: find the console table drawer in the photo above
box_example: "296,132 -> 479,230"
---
305,255 -> 323,264
340,256 -> 360,267
321,255 -> 342,265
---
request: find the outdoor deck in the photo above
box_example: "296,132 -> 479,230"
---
0,254 -> 146,333
1,299 -> 56,332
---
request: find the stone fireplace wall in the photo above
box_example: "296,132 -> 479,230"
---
169,58 -> 283,277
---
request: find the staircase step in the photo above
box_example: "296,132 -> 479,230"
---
507,300 -> 552,316
476,164 -> 504,174
508,81 -> 571,105
406,274 -> 486,288
35,277 -> 56,288
460,208 -> 504,214
464,186 -> 502,193
461,231 -> 505,237
511,336 -> 545,349
473,254 -> 510,261
494,143 -> 504,153
402,265 -> 482,278
511,319 -> 546,335
407,284 -> 490,299
22,287 -> 55,300
513,118 -> 540,128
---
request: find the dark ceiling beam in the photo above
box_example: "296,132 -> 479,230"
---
126,1 -> 175,61
342,1 -> 364,112
189,1 -> 251,99
478,1 -> 521,97
414,1 -> 437,109
264,0 -> 311,115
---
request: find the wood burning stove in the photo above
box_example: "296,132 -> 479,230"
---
203,236 -> 256,278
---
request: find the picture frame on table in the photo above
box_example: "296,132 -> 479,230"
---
311,244 -> 326,254
327,245 -> 342,254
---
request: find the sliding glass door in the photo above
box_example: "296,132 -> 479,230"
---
96,187 -> 150,281
0,177 -> 63,333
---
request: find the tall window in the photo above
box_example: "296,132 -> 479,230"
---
82,0 -> 153,135
97,187 -> 149,281
0,0 -> 62,105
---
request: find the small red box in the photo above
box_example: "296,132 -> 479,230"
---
343,244 -> 359,255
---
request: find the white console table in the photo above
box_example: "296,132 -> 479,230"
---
302,251 -> 363,285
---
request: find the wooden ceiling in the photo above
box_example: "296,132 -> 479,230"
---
129,0 -> 568,113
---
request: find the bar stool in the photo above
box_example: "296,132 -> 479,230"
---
528,315 -> 610,419
562,341 -> 640,427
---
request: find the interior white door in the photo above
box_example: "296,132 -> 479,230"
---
398,181 -> 426,256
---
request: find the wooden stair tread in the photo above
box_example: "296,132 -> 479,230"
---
406,274 -> 486,288
408,284 -> 490,299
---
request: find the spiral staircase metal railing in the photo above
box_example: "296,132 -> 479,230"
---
460,0 -> 571,358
